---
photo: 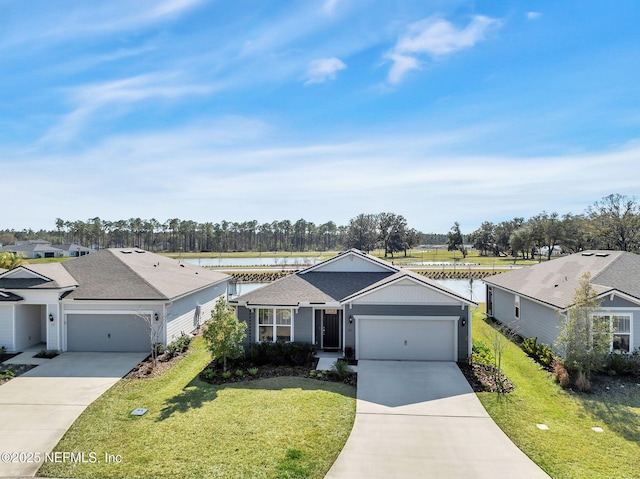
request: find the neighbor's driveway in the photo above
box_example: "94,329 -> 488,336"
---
325,361 -> 550,479
0,352 -> 146,477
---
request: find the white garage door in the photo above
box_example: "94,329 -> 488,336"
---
358,317 -> 457,361
67,314 -> 150,352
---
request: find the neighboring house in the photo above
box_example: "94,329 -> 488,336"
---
230,249 -> 477,361
0,249 -> 229,353
55,242 -> 95,257
484,250 -> 640,354
2,241 -> 64,259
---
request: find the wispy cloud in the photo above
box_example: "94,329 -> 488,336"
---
526,12 -> 542,20
40,73 -> 213,145
321,0 -> 340,15
386,15 -> 501,84
304,57 -> 347,84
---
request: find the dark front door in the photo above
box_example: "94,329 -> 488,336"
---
323,312 -> 340,349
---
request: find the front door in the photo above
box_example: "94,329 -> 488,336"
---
323,312 -> 340,349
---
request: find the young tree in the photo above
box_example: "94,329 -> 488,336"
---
202,297 -> 247,372
556,273 -> 610,379
136,304 -> 170,367
0,252 -> 25,269
447,222 -> 467,258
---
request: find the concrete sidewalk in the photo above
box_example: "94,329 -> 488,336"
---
0,352 -> 146,477
325,361 -> 550,479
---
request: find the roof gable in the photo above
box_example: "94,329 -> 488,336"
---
0,266 -> 52,281
301,249 -> 398,274
343,271 -> 476,306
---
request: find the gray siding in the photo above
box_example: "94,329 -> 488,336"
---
236,306 -> 252,348
491,287 -> 518,325
348,304 -> 469,361
0,305 -> 13,351
166,282 -> 227,342
294,308 -> 313,343
601,295 -> 639,309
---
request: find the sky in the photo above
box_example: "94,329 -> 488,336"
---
2,0 -> 639,234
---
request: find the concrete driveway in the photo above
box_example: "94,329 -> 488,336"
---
0,352 -> 146,477
325,361 -> 550,479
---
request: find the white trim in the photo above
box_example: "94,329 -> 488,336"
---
592,311 -> 634,353
354,315 -> 458,361
0,266 -> 53,281
255,307 -> 295,343
64,309 -> 154,315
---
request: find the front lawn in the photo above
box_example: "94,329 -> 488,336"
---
473,311 -> 640,479
38,337 -> 356,479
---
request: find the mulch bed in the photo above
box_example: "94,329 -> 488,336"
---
0,364 -> 38,385
125,353 -> 187,379
0,353 -> 20,362
199,359 -> 357,387
458,361 -> 515,393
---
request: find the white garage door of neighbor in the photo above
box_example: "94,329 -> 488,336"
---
358,317 -> 457,361
67,314 -> 150,352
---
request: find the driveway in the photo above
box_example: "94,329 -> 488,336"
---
0,352 -> 146,477
325,361 -> 550,479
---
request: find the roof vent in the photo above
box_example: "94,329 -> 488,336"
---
595,253 -> 609,257
581,252 -> 594,256
135,250 -> 145,253
121,251 -> 133,254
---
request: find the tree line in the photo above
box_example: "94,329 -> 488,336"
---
461,193 -> 640,259
0,215 -> 447,254
2,193 -> 637,257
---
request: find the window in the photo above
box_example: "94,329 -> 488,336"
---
612,314 -> 631,352
258,308 -> 292,342
592,313 -> 631,353
514,295 -> 520,319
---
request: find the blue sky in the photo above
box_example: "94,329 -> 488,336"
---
2,0 -> 639,234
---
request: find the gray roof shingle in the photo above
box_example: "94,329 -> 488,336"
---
62,249 -> 229,301
484,250 -> 639,309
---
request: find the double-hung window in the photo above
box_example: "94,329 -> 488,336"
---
514,295 -> 520,319
612,314 -> 631,352
258,308 -> 292,342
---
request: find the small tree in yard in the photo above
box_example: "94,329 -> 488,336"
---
202,298 -> 246,372
556,273 -> 610,383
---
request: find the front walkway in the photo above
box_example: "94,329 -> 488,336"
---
325,361 -> 550,479
0,352 -> 146,477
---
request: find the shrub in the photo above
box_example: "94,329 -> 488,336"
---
235,369 -> 244,377
247,367 -> 258,376
0,369 -> 15,380
153,343 -> 165,356
522,337 -> 556,368
201,369 -> 217,380
247,342 -> 315,367
604,350 -> 640,377
575,371 -> 591,392
0,346 -> 6,356
222,371 -> 232,380
471,340 -> 495,365
330,360 -> 351,378
552,359 -> 571,388
165,334 -> 193,359
344,346 -> 354,359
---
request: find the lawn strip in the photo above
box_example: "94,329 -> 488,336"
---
38,337 -> 356,479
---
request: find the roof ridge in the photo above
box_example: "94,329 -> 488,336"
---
106,249 -> 170,301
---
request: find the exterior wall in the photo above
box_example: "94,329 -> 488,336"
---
166,282 -> 227,343
0,305 -> 14,351
14,304 -> 42,351
294,308 -> 313,343
346,304 -> 469,361
602,295 -> 639,309
351,279 -> 460,304
236,306 -> 253,348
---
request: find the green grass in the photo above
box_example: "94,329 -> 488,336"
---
38,337 -> 356,479
25,257 -> 71,264
473,310 -> 640,478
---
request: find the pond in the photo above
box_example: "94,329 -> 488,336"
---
230,278 -> 485,303
183,257 -> 321,267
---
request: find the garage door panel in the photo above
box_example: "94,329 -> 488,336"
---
67,314 -> 149,352
358,318 -> 456,361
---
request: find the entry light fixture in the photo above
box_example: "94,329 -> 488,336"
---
348,315 -> 353,324
154,313 -> 159,321
461,319 -> 466,327
48,313 -> 54,322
